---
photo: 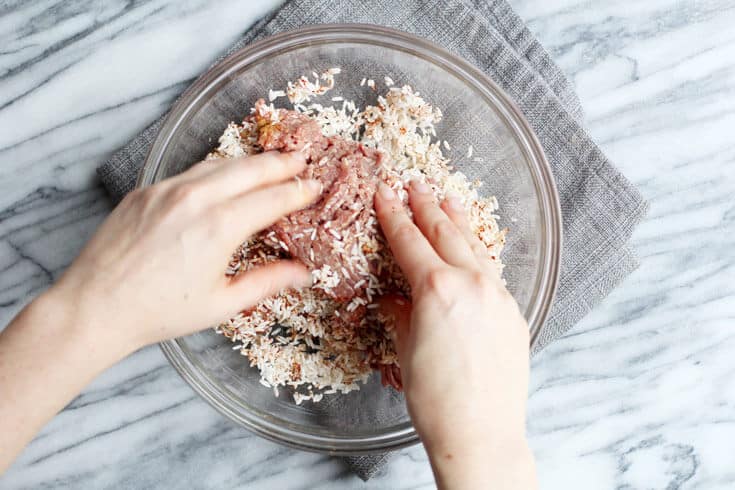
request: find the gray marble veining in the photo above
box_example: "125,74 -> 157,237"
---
1,0 -> 734,488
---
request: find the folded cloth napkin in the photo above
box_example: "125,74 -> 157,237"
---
98,0 -> 648,480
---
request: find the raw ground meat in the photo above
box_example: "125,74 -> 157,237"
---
254,99 -> 388,301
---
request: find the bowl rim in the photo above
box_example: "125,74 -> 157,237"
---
139,23 -> 562,455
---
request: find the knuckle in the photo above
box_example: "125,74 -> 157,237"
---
121,188 -> 142,205
168,182 -> 200,207
445,203 -> 465,220
191,159 -> 213,171
425,268 -> 452,292
248,159 -> 270,182
261,151 -> 296,173
471,243 -> 488,259
422,268 -> 459,308
428,218 -> 455,242
466,269 -> 505,299
127,187 -> 156,208
469,269 -> 488,289
393,222 -> 418,242
182,160 -> 214,179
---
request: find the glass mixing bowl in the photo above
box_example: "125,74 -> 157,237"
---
139,25 -> 561,454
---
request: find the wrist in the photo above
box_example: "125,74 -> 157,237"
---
423,427 -> 535,489
34,286 -> 135,367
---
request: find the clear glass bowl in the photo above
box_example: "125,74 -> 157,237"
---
138,25 -> 561,455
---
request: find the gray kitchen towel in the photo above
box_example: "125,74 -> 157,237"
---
97,0 -> 648,481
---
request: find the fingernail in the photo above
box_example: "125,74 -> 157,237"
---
303,179 -> 322,194
445,192 -> 464,211
287,151 -> 306,164
303,269 -> 315,287
289,266 -> 313,289
378,182 -> 396,200
411,180 -> 431,194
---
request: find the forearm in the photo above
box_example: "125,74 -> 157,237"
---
0,289 -> 131,473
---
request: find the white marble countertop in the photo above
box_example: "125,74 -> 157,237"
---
1,0 -> 734,488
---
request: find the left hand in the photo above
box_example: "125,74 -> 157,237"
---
48,151 -> 320,355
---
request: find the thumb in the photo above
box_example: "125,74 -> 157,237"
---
377,295 -> 412,359
219,260 -> 311,315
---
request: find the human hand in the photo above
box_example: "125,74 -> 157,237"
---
1,152 -> 321,473
47,152 -> 320,358
374,180 -> 536,489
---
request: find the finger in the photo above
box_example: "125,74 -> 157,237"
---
380,364 -> 403,391
218,178 -> 321,247
377,295 -> 412,360
143,160 -> 218,199
374,182 -> 444,287
408,181 -> 476,268
391,364 -> 403,391
179,158 -> 220,179
440,195 -> 491,263
217,260 -> 312,315
182,151 -> 307,200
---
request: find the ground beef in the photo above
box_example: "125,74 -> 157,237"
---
253,100 -> 387,300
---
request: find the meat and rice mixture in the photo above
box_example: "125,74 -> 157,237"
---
208,69 -> 507,404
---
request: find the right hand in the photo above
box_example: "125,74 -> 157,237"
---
375,180 -> 537,489
48,151 -> 319,356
